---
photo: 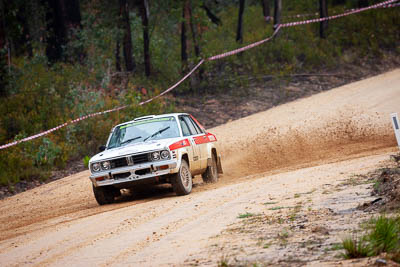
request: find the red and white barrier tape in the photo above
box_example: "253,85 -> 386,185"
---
0,60 -> 207,151
0,105 -> 128,150
382,2 -> 400,7
275,2 -> 399,21
207,26 -> 281,61
138,59 -> 205,105
0,0 -> 397,151
279,0 -> 397,28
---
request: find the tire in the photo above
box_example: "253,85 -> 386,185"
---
202,153 -> 218,183
171,159 -> 192,196
92,185 -> 116,205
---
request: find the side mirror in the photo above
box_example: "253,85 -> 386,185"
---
99,145 -> 106,152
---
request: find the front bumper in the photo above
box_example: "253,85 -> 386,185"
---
90,159 -> 178,187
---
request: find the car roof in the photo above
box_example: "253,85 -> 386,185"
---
115,113 -> 188,128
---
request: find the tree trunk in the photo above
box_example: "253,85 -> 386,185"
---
332,0 -> 346,5
139,0 -> 150,76
236,0 -> 245,43
0,0 -> 7,97
358,0 -> 370,8
273,0 -> 281,31
115,40 -> 121,72
181,0 -> 188,73
45,0 -> 67,63
201,4 -> 221,25
319,0 -> 328,38
15,5 -> 32,57
188,0 -> 202,81
188,2 -> 200,59
44,0 -> 83,63
119,0 -> 135,72
60,0 -> 84,62
261,0 -> 271,23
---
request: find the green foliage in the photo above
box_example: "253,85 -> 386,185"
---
0,51 -> 174,186
341,216 -> 400,262
83,156 -> 90,168
200,3 -> 399,93
342,236 -> 370,259
368,216 -> 400,255
0,1 -> 398,187
35,138 -> 62,167
237,212 -> 255,219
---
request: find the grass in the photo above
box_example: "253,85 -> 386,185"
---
324,243 -> 343,252
304,189 -> 317,194
277,229 -> 290,246
263,201 -> 278,205
373,179 -> 382,192
218,257 -> 230,267
369,216 -> 400,255
341,236 -> 370,259
263,242 -> 271,249
237,212 -> 255,219
268,206 -> 287,210
341,215 -> 400,262
340,174 -> 372,187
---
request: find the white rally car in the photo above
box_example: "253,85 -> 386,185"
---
89,113 -> 223,205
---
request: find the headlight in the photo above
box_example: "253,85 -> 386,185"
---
151,151 -> 160,161
91,163 -> 101,172
101,161 -> 111,170
160,150 -> 170,159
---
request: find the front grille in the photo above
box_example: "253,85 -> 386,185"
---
132,153 -> 149,164
110,153 -> 150,169
110,157 -> 128,168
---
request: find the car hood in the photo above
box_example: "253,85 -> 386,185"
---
90,137 -> 181,163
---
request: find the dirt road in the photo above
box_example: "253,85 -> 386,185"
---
0,69 -> 399,266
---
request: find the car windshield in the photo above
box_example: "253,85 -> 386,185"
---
107,117 -> 180,149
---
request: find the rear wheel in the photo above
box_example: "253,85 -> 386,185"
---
202,153 -> 218,183
92,185 -> 117,205
171,159 -> 192,195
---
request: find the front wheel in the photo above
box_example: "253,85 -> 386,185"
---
92,185 -> 117,205
171,159 -> 192,196
202,153 -> 218,183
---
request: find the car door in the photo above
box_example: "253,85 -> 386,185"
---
185,115 -> 208,171
178,116 -> 201,173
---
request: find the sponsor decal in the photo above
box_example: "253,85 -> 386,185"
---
169,139 -> 190,151
193,133 -> 217,144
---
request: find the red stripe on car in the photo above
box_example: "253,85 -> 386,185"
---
169,139 -> 190,151
193,133 -> 217,145
189,114 -> 206,132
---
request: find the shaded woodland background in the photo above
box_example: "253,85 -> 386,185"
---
0,0 -> 399,187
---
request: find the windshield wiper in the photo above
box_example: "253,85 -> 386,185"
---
143,126 -> 170,142
120,136 -> 142,146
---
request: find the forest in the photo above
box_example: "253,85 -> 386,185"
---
0,0 -> 399,187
